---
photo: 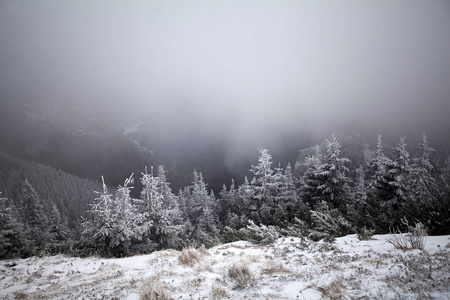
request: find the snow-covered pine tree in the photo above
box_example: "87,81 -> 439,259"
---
188,171 -> 220,245
82,176 -> 114,254
218,179 -> 238,224
83,175 -> 148,256
300,145 -> 323,206
189,171 -> 210,226
386,137 -> 412,208
236,176 -> 252,217
0,193 -> 27,259
309,201 -> 353,240
281,163 -> 299,220
139,166 -> 184,250
272,163 -> 298,226
157,165 -> 185,243
313,136 -> 351,208
19,179 -> 48,245
411,134 -> 435,202
367,135 -> 395,203
111,174 -> 148,255
48,204 -> 69,242
250,148 -> 276,209
353,166 -> 367,204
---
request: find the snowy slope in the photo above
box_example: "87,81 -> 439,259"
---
1,234 -> 449,299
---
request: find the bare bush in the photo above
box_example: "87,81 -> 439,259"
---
178,248 -> 203,267
239,220 -> 279,244
211,283 -> 229,299
261,259 -> 291,275
385,251 -> 450,298
357,226 -> 375,241
12,291 -> 28,300
387,220 -> 427,251
316,278 -> 347,299
139,276 -> 173,300
228,263 -> 254,288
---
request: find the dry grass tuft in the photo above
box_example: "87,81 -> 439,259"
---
139,276 -> 173,300
261,259 -> 291,275
198,245 -> 210,256
178,248 -> 203,267
211,283 -> 229,299
147,249 -> 178,264
317,278 -> 346,299
12,291 -> 28,299
228,263 -> 254,288
387,220 -> 427,251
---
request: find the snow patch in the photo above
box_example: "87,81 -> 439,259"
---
1,234 -> 449,299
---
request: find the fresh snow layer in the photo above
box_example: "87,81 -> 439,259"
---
1,234 -> 449,299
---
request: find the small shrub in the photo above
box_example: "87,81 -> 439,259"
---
239,220 -> 279,244
387,220 -> 427,250
228,263 -> 254,288
317,278 -> 346,299
139,276 -> 173,300
13,291 -> 28,299
357,226 -> 375,241
211,283 -> 229,299
308,230 -> 333,242
178,247 -> 202,267
261,259 -> 291,275
197,244 -> 210,256
220,226 -> 245,243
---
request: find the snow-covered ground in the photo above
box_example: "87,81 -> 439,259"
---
1,234 -> 449,299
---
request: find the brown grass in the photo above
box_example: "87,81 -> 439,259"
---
261,259 -> 291,275
139,276 -> 173,300
211,283 -> 229,299
178,248 -> 203,267
317,278 -> 347,299
228,263 -> 254,288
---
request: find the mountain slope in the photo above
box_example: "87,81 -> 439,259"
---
0,234 -> 448,299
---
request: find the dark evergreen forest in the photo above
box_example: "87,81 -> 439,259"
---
1,133 -> 449,259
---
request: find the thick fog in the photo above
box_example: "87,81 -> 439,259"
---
1,0 -> 450,162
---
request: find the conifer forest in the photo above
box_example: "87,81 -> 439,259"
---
1,132 -> 449,258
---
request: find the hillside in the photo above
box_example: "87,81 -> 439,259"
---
1,234 -> 449,299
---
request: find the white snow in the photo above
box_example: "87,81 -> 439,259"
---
1,234 -> 449,299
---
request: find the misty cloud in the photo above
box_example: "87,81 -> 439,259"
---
1,0 -> 449,159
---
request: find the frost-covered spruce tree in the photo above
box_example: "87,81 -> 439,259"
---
309,201 -> 353,240
313,136 -> 351,208
83,175 -> 149,256
196,205 -> 219,243
386,137 -> 412,208
250,148 -> 278,224
139,166 -> 183,250
363,136 -> 396,232
192,172 -> 220,245
366,135 -> 397,204
273,163 -> 298,226
0,193 -> 27,259
367,135 -> 389,195
189,171 -> 210,225
364,137 -> 412,229
218,179 -> 237,223
353,166 -> 367,204
48,204 -> 69,242
411,134 -> 435,202
300,145 -> 323,206
236,176 -> 252,217
19,179 -> 48,245
82,176 -> 114,253
157,166 -> 185,243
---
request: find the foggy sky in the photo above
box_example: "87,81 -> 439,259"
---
1,0 -> 450,159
